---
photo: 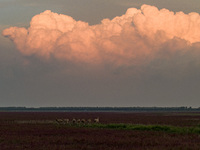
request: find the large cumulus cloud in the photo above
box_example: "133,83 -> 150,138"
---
2,4 -> 200,66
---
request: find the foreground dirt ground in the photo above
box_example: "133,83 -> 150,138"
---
0,112 -> 200,150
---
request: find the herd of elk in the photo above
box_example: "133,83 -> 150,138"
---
56,117 -> 99,124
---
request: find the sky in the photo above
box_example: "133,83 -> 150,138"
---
1,0 -> 200,107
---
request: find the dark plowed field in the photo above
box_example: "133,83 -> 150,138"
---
0,112 -> 200,149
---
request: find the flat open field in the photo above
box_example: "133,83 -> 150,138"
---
1,112 -> 200,150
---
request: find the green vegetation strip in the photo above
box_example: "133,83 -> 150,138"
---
77,123 -> 200,134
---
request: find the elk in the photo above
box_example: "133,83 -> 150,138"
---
72,118 -> 76,124
56,119 -> 63,124
87,119 -> 92,123
63,119 -> 69,124
81,119 -> 86,124
77,119 -> 81,124
94,117 -> 99,123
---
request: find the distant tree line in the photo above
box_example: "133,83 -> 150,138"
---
0,106 -> 200,112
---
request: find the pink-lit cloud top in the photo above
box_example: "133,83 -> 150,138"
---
2,5 -> 200,66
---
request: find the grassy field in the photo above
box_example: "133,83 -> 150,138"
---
80,123 -> 200,134
0,112 -> 200,149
